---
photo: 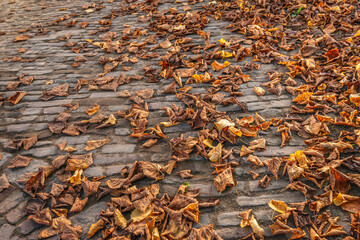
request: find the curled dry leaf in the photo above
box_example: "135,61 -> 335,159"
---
14,34 -> 30,42
8,91 -> 26,105
87,218 -> 106,239
0,174 -> 10,192
86,103 -> 100,116
254,86 -> 266,96
177,170 -> 194,179
142,138 -> 158,148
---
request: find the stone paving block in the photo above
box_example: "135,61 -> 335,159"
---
94,153 -> 149,165
101,144 -> 136,154
0,224 -> 16,239
23,108 -> 42,115
255,146 -> 299,157
24,146 -> 58,158
236,192 -> 305,207
18,219 -> 41,235
27,99 -> 71,108
17,115 -> 37,123
217,212 -> 240,227
0,190 -> 24,215
83,166 -> 104,177
90,92 -> 118,99
248,179 -> 289,192
6,123 -> 31,133
215,227 -> 252,240
105,164 -> 131,176
43,106 -> 66,114
114,127 -> 132,136
6,201 -> 27,225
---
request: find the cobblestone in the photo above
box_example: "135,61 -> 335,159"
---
236,192 -> 305,207
0,190 -> 24,215
6,124 -> 31,133
0,223 -> 16,239
101,144 -> 136,154
6,202 -> 27,225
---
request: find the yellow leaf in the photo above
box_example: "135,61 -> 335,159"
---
160,122 -> 180,127
354,29 -> 360,38
152,227 -> 160,240
131,206 -> 153,223
86,104 -> 100,116
292,92 -> 313,104
268,199 -> 296,213
104,114 -> 117,125
330,6 -> 341,13
87,219 -> 105,239
214,119 -> 235,130
208,143 -> 222,162
64,146 -> 77,152
294,150 -> 309,169
218,38 -> 230,46
114,209 -> 127,229
68,169 -> 83,185
333,192 -> 347,206
249,215 -> 264,240
229,126 -> 242,137
203,138 -> 214,148
211,61 -> 231,71
217,50 -> 234,58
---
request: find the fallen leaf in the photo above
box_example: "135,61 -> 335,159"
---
84,138 -> 108,151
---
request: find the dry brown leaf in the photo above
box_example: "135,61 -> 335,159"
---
86,104 -> 100,116
87,218 -> 106,239
8,154 -> 33,168
0,174 -> 10,192
213,167 -> 235,192
8,91 -> 26,105
84,138 -> 108,151
14,34 -> 30,42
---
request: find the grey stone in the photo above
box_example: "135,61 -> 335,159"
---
256,146 -> 299,157
215,227 -> 252,240
0,190 -> 24,215
6,202 -> 27,224
248,179 -> 289,192
90,92 -> 118,99
83,166 -> 104,177
19,219 -> 41,235
27,99 -> 71,108
114,128 -> 131,136
105,164 -> 131,176
0,224 -> 16,239
24,146 -> 58,158
217,212 -> 240,227
6,124 -> 31,133
236,192 -> 305,207
94,153 -> 149,165
43,107 -> 66,114
101,144 -> 136,154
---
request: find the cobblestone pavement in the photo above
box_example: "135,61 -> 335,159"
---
0,0 -> 353,239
